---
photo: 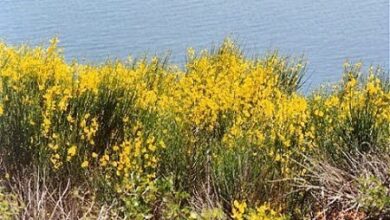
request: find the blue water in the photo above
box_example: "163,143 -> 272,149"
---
0,0 -> 389,89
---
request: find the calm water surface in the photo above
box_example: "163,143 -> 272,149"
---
0,0 -> 389,89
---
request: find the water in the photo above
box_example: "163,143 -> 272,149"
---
0,0 -> 389,89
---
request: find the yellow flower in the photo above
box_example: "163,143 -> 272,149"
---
366,82 -> 379,95
232,200 -> 247,220
67,145 -> 77,161
48,143 -> 59,151
314,109 -> 324,117
43,117 -> 51,135
66,114 -> 75,123
123,116 -> 129,123
148,144 -> 156,152
99,154 -> 109,167
159,140 -> 166,149
81,160 -> 89,168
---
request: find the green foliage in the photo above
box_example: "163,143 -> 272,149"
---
0,187 -> 21,219
358,176 -> 390,216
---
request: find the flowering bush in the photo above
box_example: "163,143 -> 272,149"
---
0,39 -> 388,218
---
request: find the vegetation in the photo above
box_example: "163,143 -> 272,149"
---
0,38 -> 389,219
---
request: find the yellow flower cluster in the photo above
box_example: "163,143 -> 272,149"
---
154,41 -> 310,175
309,64 -> 390,149
1,38 -> 386,166
232,200 -> 287,220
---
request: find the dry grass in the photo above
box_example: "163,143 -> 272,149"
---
0,165 -> 122,220
293,150 -> 390,219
